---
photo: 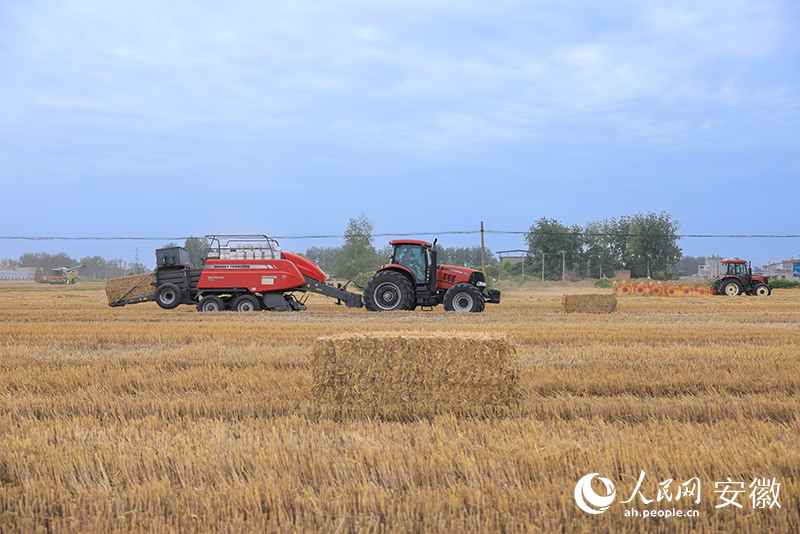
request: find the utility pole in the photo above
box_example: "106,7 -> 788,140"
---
541,254 -> 545,282
480,221 -> 486,275
561,250 -> 566,281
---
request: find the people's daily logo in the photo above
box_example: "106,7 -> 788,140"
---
574,473 -> 616,514
574,471 -> 781,519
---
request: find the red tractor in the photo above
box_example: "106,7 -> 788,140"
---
362,239 -> 500,312
711,259 -> 771,296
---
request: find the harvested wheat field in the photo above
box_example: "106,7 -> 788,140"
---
1,280 -> 798,533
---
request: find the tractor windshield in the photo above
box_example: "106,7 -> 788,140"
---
394,244 -> 427,284
726,263 -> 748,277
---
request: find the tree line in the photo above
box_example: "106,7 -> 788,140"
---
524,211 -> 682,280
2,213 -> 685,282
0,237 -> 211,280
1,252 -> 132,280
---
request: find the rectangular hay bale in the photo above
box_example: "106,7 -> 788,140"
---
562,293 -> 617,313
311,332 -> 518,414
104,273 -> 156,303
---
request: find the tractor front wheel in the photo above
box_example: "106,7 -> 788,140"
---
363,271 -> 414,311
754,283 -> 771,297
231,294 -> 261,312
722,279 -> 743,296
443,283 -> 485,313
155,283 -> 182,309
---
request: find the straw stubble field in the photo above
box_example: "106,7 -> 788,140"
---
0,281 -> 798,533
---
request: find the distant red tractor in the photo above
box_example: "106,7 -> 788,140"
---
362,239 -> 500,312
711,259 -> 771,296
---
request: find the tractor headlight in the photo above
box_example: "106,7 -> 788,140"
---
476,281 -> 486,287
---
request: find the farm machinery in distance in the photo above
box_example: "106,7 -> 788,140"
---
710,259 -> 771,296
38,265 -> 85,284
108,235 -> 499,313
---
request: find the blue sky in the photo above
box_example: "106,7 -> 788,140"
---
2,0 -> 798,268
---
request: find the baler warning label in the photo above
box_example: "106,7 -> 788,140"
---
262,276 -> 276,285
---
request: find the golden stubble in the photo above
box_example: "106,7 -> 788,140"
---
0,281 -> 798,533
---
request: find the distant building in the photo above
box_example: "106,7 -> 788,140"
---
761,259 -> 799,280
14,266 -> 37,277
498,250 -> 527,265
0,269 -> 31,281
697,258 -> 724,280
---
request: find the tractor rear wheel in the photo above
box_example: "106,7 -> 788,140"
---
722,279 -> 743,296
754,283 -> 771,297
231,294 -> 261,312
443,283 -> 485,313
155,283 -> 182,309
363,271 -> 414,311
197,295 -> 225,312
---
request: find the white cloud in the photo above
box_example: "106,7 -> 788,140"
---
1,0 -> 797,149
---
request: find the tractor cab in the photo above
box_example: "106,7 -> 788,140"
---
390,240 -> 432,286
724,260 -> 749,278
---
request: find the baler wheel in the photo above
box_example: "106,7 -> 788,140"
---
231,294 -> 261,312
155,283 -> 182,309
197,295 -> 225,312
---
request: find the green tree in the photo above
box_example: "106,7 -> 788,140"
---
128,262 -> 147,275
0,257 -> 19,269
582,217 -> 633,278
501,260 -> 523,277
18,252 -> 79,274
676,255 -> 706,276
525,218 -> 583,280
627,212 -> 682,278
582,220 -> 614,278
303,246 -> 342,274
437,246 -> 497,270
332,214 -> 383,279
79,255 -> 108,280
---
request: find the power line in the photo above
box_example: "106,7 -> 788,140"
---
2,232 -> 800,240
